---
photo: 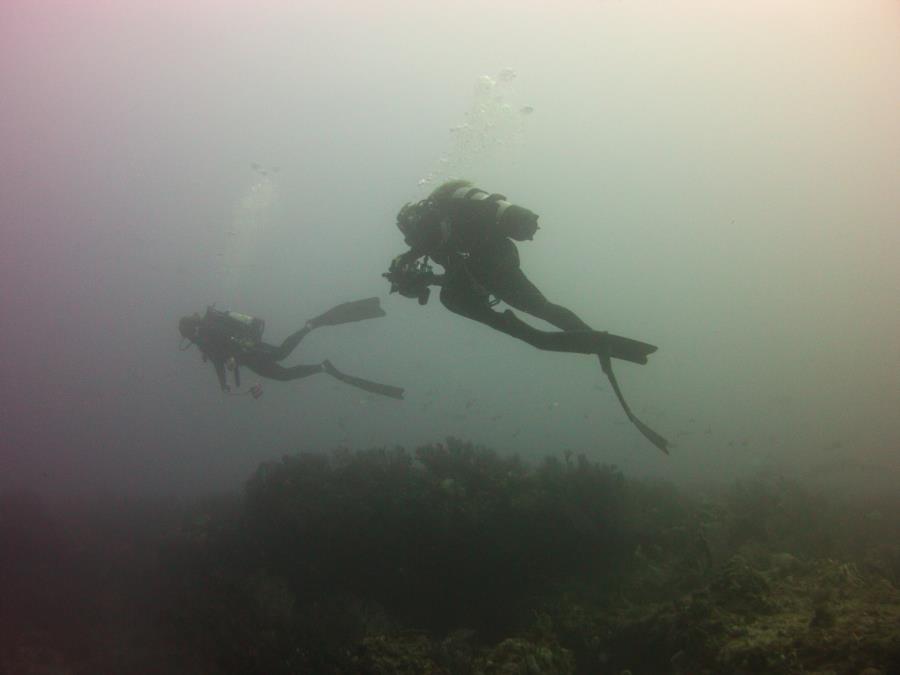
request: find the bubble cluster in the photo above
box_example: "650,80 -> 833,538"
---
417,68 -> 534,188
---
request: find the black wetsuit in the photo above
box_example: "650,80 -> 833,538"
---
442,236 -> 590,332
400,192 -> 599,352
236,327 -> 322,381
193,307 -> 404,399
197,318 -> 319,391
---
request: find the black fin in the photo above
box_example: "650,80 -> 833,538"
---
600,356 -> 669,454
324,361 -> 404,400
308,297 -> 386,327
605,333 -> 658,365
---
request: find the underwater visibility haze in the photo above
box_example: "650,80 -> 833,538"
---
1,1 -> 899,673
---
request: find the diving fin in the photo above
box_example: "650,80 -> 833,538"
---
308,297 -> 386,328
604,333 -> 658,365
599,355 -> 670,454
323,360 -> 404,400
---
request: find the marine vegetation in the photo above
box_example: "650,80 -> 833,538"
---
2,439 -> 899,674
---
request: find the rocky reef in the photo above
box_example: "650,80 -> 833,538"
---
2,438 -> 898,674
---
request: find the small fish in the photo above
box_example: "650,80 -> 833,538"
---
519,106 -> 534,115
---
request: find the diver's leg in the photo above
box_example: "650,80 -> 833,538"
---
475,239 -> 591,331
266,326 -> 313,362
440,285 -> 600,355
472,240 -> 656,363
495,267 -> 591,331
497,269 -> 657,363
439,286 -> 653,364
493,261 -> 590,331
439,284 -> 529,336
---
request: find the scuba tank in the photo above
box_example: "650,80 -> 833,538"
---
224,311 -> 264,343
204,307 -> 265,353
449,185 -> 539,242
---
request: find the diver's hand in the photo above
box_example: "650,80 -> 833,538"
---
391,249 -> 421,270
390,256 -> 409,274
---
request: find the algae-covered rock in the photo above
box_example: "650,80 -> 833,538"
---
353,633 -> 446,675
768,551 -> 803,577
474,637 -> 575,675
711,555 -> 773,613
712,558 -> 900,675
433,628 -> 477,674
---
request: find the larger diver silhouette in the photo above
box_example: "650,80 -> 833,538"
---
384,180 -> 668,452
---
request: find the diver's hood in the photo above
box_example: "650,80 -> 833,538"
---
396,199 -> 439,238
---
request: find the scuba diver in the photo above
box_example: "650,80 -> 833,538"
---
178,297 -> 404,400
385,180 -> 668,452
